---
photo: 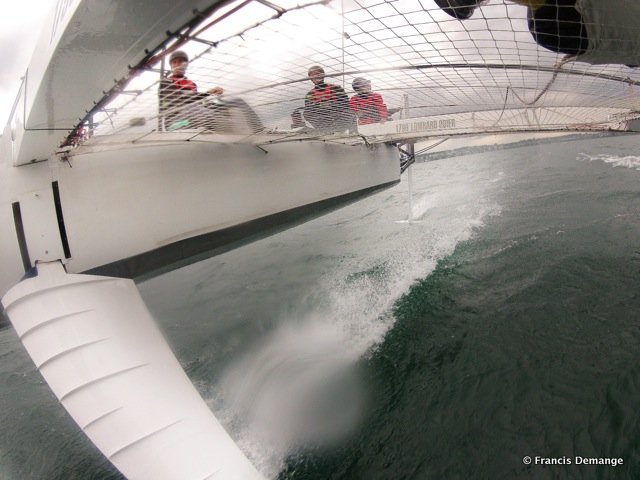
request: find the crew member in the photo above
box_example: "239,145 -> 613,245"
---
349,77 -> 391,126
159,50 -> 224,128
303,65 -> 354,131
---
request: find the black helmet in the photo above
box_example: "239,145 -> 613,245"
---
352,77 -> 370,91
169,50 -> 189,63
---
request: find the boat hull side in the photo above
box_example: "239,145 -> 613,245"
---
86,177 -> 398,280
51,141 -> 398,280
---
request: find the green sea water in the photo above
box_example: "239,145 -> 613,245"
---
1,133 -> 639,479
280,135 -> 640,480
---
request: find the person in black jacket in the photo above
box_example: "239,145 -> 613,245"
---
303,65 -> 355,131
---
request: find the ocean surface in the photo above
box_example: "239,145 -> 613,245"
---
1,133 -> 640,479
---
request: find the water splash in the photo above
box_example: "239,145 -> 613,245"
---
578,153 -> 640,170
218,319 -> 363,476
212,157 -> 504,476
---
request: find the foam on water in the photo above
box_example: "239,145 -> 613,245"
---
578,152 -> 640,170
214,156 -> 504,476
4,136 -> 640,479
215,319 -> 363,475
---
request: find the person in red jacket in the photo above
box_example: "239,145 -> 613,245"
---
303,65 -> 354,131
349,77 -> 396,126
159,50 -> 224,128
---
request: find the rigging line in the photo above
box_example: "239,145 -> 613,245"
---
489,86 -> 511,128
143,0 -> 239,67
63,0 -> 237,146
173,0 -> 331,66
341,0 -> 345,89
69,0 -> 331,147
96,107 -> 116,130
254,0 -> 287,15
21,128 -> 77,132
233,61 -> 640,97
397,146 -> 413,157
625,79 -> 639,108
173,35 -> 219,48
192,0 -> 254,37
414,138 -> 449,156
511,55 -> 575,106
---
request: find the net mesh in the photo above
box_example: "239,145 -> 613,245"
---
79,0 -> 640,148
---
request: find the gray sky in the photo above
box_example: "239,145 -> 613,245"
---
0,1 -> 54,126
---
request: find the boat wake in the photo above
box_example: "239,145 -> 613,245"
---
218,320 -> 363,475
207,158 -> 504,476
578,152 -> 640,170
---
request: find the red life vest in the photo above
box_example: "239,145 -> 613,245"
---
307,84 -> 339,104
349,92 -> 388,125
160,75 -> 199,125
304,83 -> 351,129
169,75 -> 197,92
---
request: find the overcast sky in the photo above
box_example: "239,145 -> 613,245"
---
0,1 -> 54,127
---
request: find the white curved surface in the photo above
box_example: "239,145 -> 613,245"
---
2,261 -> 264,480
0,137 -> 399,298
8,0 -> 223,165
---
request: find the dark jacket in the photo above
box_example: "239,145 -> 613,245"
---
303,82 -> 354,130
528,0 -> 587,56
159,75 -> 210,124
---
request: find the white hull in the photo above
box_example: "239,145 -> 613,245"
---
1,139 -> 399,295
0,2 -> 402,478
1,138 -> 399,479
8,0 -> 223,166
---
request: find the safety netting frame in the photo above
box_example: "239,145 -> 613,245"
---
75,0 -> 640,150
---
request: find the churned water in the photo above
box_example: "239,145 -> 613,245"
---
1,133 -> 639,479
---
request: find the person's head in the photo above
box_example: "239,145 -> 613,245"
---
169,50 -> 189,77
308,65 -> 325,85
352,77 -> 371,94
